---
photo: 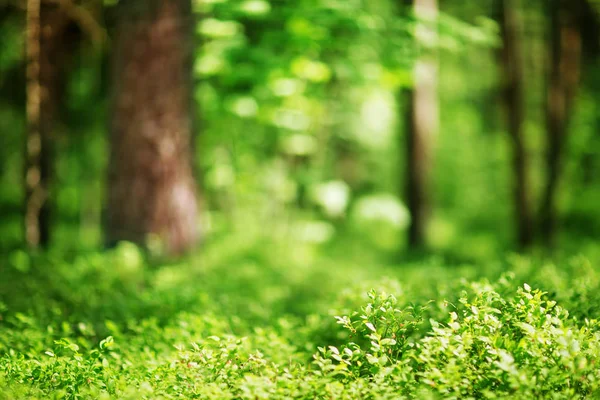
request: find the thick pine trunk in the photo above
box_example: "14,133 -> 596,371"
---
499,0 -> 534,249
404,0 -> 438,249
107,0 -> 199,255
540,0 -> 581,247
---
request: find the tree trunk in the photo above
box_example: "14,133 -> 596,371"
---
25,0 -> 42,248
540,0 -> 581,247
404,0 -> 438,249
24,0 -> 69,248
107,0 -> 199,255
498,0 -> 534,249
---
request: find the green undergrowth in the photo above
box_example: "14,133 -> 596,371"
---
2,237 -> 600,399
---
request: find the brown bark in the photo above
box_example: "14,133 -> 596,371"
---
107,0 -> 199,255
25,0 -> 43,248
25,0 -> 70,248
498,0 -> 534,249
404,0 -> 438,249
540,0 -> 582,247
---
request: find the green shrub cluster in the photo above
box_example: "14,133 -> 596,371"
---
2,243 -> 600,399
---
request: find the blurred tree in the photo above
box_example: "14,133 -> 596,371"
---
3,0 -> 600,255
24,0 -> 75,248
24,0 -> 44,248
106,0 -> 199,255
540,0 -> 582,247
498,0 -> 534,249
403,0 -> 438,249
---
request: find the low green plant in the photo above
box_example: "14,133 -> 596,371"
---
2,242 -> 600,398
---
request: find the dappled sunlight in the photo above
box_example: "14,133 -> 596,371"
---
1,0 -> 600,397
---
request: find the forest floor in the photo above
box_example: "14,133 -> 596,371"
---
2,234 -> 600,398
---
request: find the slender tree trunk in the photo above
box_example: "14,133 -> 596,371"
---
107,0 -> 199,255
498,0 -> 534,249
25,0 -> 43,248
25,0 -> 71,249
540,0 -> 581,247
403,0 -> 438,249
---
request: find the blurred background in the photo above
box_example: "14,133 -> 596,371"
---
1,0 -> 599,262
